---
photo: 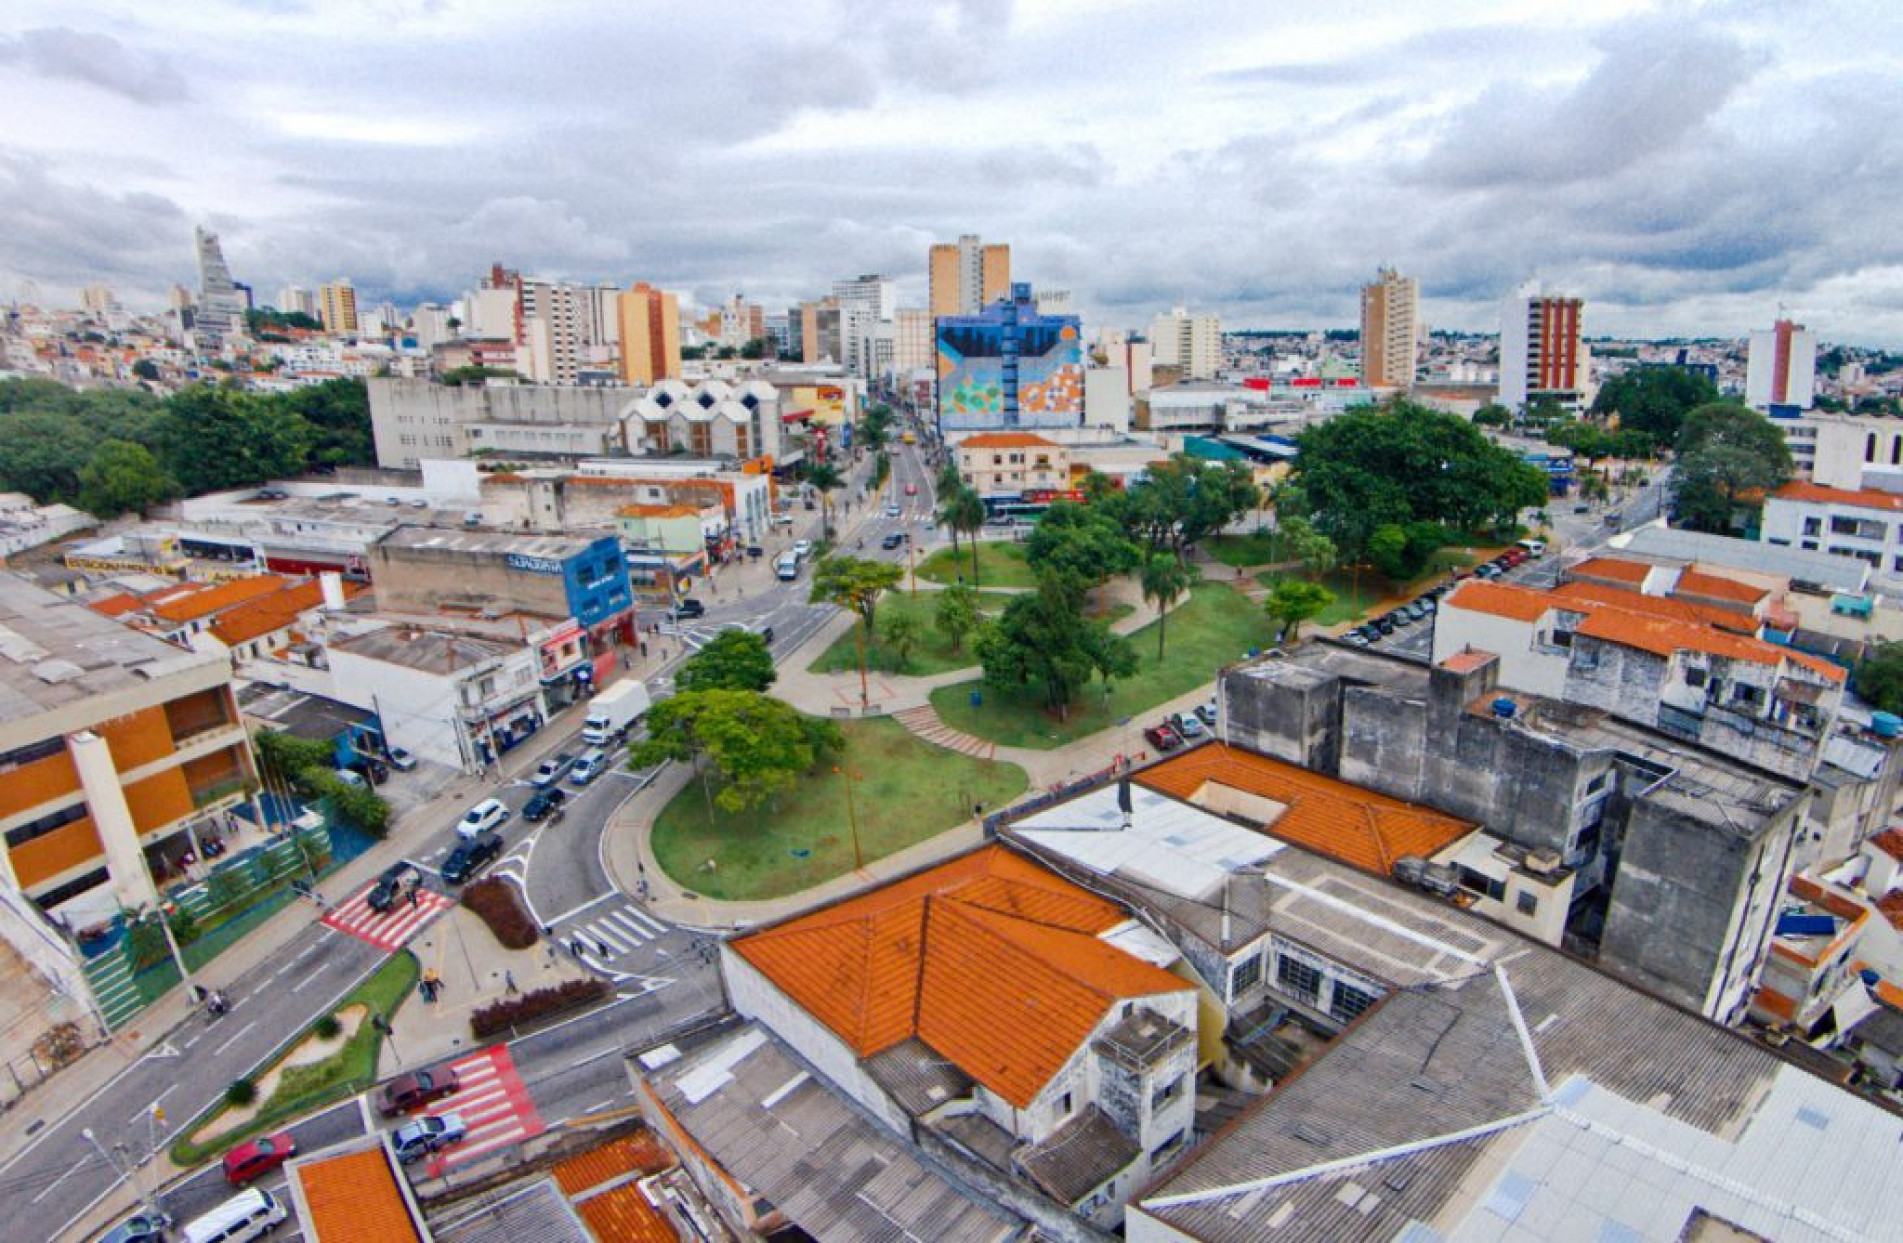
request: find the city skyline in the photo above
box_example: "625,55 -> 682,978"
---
1,2 -> 1901,344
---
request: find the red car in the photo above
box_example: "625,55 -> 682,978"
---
904,483 -> 918,495
377,1067 -> 460,1118
222,1132 -> 296,1185
1144,723 -> 1184,752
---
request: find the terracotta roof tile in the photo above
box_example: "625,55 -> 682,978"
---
1870,829 -> 1903,863
1443,579 -> 1553,622
1137,744 -> 1473,875
145,575 -> 290,623
1551,581 -> 1755,633
209,578 -> 363,647
1675,567 -> 1770,605
732,845 -> 1185,1108
1775,480 -> 1903,513
959,432 -> 1062,449
1570,556 -> 1653,585
296,1148 -> 422,1243
552,1134 -> 673,1196
87,592 -> 147,617
1878,892 -> 1903,934
1574,609 -> 1846,681
1439,650 -> 1497,675
574,1182 -> 679,1243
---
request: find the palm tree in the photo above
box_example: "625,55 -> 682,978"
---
1140,553 -> 1197,660
944,486 -> 987,586
808,461 -> 843,543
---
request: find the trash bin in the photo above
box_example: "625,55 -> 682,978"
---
969,690 -> 983,708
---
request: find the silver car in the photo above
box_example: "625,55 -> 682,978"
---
391,1112 -> 468,1163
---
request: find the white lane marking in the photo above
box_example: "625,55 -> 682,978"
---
212,1020 -> 259,1057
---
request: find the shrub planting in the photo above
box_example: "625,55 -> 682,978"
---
470,978 -> 609,1039
461,878 -> 539,949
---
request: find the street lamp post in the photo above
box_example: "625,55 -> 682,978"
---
834,766 -> 864,871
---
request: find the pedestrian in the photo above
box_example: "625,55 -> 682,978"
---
409,884 -> 419,908
592,937 -> 608,958
639,640 -> 648,659
504,970 -> 517,993
568,936 -> 583,959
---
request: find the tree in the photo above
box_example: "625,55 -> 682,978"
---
1472,403 -> 1511,428
131,358 -> 160,381
439,365 -> 519,386
880,610 -> 923,671
739,337 -> 766,360
1264,579 -> 1335,643
1116,454 -> 1260,562
1547,420 -> 1615,471
810,555 -> 904,705
677,628 -> 777,694
1290,400 -> 1547,558
934,582 -> 981,654
280,378 -> 373,470
1139,553 -> 1197,659
807,461 -> 844,543
157,385 -> 312,494
942,486 -> 987,584
1854,643 -> 1903,715
1025,501 -> 1139,601
78,440 -> 177,518
1366,523 -> 1409,581
630,689 -> 843,816
1590,366 -> 1718,443
977,583 -> 1137,718
1670,403 -> 1793,534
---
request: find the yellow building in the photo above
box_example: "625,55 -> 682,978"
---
319,279 -> 359,335
617,282 -> 682,385
929,234 -> 1010,318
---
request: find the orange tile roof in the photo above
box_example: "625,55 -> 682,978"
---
1775,480 -> 1903,513
1137,744 -> 1473,875
617,503 -> 702,518
1877,892 -> 1903,934
1675,567 -> 1770,605
960,432 -> 1062,449
574,1182 -> 679,1243
1444,579 -> 1554,622
296,1148 -> 422,1243
1569,556 -> 1653,585
209,578 -> 363,647
553,1133 -> 673,1196
732,845 -> 1185,1108
1869,829 -> 1903,863
1574,609 -> 1846,681
1551,581 -> 1755,633
1439,650 -> 1497,675
144,574 -> 289,623
87,592 -> 146,617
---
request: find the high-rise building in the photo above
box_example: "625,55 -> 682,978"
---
798,298 -> 842,364
936,282 -> 1083,440
1149,307 -> 1222,381
617,282 -> 682,385
518,279 -> 586,383
894,309 -> 934,374
275,286 -> 316,318
1358,267 -> 1420,388
1747,318 -> 1817,413
929,234 -> 1011,318
319,279 -> 359,335
1498,281 -> 1585,412
193,226 -> 247,347
717,296 -> 765,350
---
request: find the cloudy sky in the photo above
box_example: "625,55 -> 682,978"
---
3,0 -> 1901,343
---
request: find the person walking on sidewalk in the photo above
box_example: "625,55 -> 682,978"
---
504,970 -> 518,994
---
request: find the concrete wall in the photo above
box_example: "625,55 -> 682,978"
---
1432,608 -> 1568,699
368,544 -> 573,619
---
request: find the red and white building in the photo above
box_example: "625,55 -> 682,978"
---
1498,281 -> 1587,412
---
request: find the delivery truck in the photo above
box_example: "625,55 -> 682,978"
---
580,678 -> 652,746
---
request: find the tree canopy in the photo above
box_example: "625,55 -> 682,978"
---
676,628 -> 777,694
1669,402 -> 1793,534
1589,366 -> 1719,443
1024,501 -> 1139,597
1106,455 -> 1260,562
1288,399 -> 1547,557
976,582 -> 1137,718
1264,579 -> 1335,642
78,440 -> 177,518
1854,643 -> 1903,716
630,689 -> 843,815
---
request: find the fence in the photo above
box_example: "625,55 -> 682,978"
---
982,755 -> 1141,834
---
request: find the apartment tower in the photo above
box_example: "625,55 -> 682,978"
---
1498,281 -> 1585,411
929,235 -> 1011,318
1359,267 -> 1420,388
318,279 -> 359,335
1747,318 -> 1817,413
617,282 -> 683,385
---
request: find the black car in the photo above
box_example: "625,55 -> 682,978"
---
440,832 -> 503,884
675,598 -> 706,620
366,862 -> 422,913
746,545 -> 764,559
881,532 -> 906,550
1374,616 -> 1397,635
523,786 -> 567,822
349,756 -> 389,786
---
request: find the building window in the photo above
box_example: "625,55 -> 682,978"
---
1457,865 -> 1507,902
0,737 -> 66,773
1685,668 -> 1708,688
32,866 -> 108,910
1275,953 -> 1322,1003
1517,891 -> 1539,917
3,802 -> 86,849
1229,954 -> 1262,999
1057,1090 -> 1072,1118
1152,1075 -> 1186,1109
1584,772 -> 1609,795
1732,683 -> 1764,708
1330,982 -> 1378,1023
1151,1131 -> 1187,1164
1802,517 -> 1822,537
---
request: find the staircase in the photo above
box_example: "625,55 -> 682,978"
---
892,705 -> 999,761
81,945 -> 146,1032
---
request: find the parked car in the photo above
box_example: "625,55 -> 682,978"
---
99,1212 -> 172,1243
1389,610 -> 1414,627
457,798 -> 509,839
377,1067 -> 460,1118
1345,630 -> 1370,646
1196,699 -> 1218,726
391,1113 -> 469,1164
351,756 -> 389,784
1171,711 -> 1207,739
792,539 -> 812,558
569,749 -> 611,786
1374,616 -> 1397,635
387,746 -> 418,772
770,512 -> 794,527
222,1132 -> 297,1185
178,1188 -> 286,1243
366,862 -> 423,914
439,833 -> 502,885
674,598 -> 706,620
530,751 -> 575,787
334,767 -> 368,790
523,786 -> 567,822
1144,722 -> 1184,751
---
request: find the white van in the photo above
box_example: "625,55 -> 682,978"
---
1516,538 -> 1547,557
181,1189 -> 287,1243
775,552 -> 800,581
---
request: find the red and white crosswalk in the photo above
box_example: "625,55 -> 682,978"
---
321,884 -> 453,952
422,1044 -> 544,1176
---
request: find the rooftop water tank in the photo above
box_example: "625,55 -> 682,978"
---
1872,712 -> 1902,739
1491,697 -> 1517,719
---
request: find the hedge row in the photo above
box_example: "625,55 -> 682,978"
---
462,878 -> 538,949
471,977 -> 610,1038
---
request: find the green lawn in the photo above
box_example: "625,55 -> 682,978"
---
810,591 -> 1131,677
1204,531 -> 1287,567
651,717 -> 1027,900
913,540 -> 1039,589
172,951 -> 418,1167
930,582 -> 1274,749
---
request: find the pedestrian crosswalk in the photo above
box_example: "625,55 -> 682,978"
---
322,884 -> 453,953
562,902 -> 670,963
423,1043 -> 544,1176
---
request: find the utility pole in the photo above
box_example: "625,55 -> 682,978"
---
83,1125 -> 160,1221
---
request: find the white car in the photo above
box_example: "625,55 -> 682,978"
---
457,798 -> 509,839
885,503 -> 901,519
792,539 -> 812,558
387,747 -> 418,772
770,513 -> 795,527
569,749 -> 610,786
1172,711 -> 1208,739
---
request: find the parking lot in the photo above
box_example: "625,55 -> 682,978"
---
1337,541 -> 1550,664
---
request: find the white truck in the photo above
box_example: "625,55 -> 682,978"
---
581,678 -> 651,746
